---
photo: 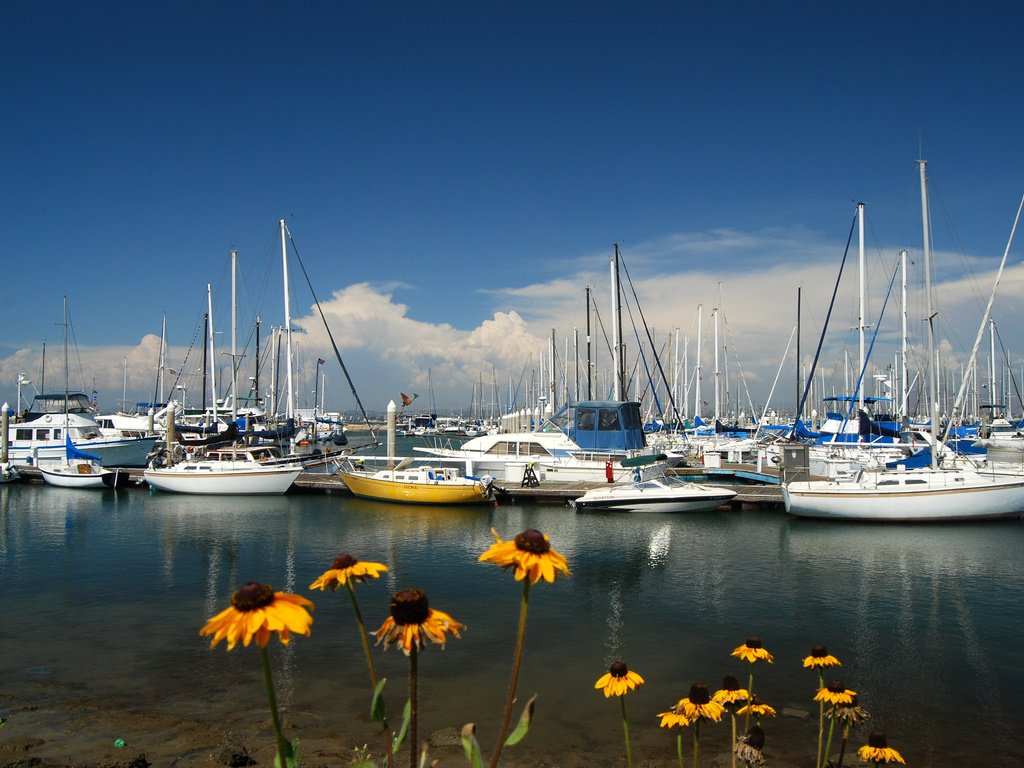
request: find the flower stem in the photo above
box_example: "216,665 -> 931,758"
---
409,645 -> 419,768
821,714 -> 836,768
489,579 -> 531,768
693,719 -> 702,768
730,711 -> 737,768
259,645 -> 288,767
676,732 -> 684,768
836,723 -> 851,768
620,694 -> 633,768
744,667 -> 755,731
816,671 -> 824,768
346,582 -> 393,768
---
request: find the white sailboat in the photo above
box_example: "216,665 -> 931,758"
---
783,161 -> 1024,521
144,246 -> 302,495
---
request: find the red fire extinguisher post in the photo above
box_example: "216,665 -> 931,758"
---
605,459 -> 614,483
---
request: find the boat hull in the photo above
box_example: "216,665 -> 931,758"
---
144,464 -> 301,495
39,463 -> 129,489
783,470 -> 1024,521
339,470 -> 490,505
573,485 -> 736,513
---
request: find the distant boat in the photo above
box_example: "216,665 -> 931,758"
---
337,457 -> 493,505
783,161 -> 1024,521
413,400 -> 651,482
571,455 -> 736,513
39,434 -> 130,489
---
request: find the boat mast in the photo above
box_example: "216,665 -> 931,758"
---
694,304 -> 703,419
900,249 -> 909,421
281,219 -> 295,422
919,160 -> 939,470
585,286 -> 592,400
207,284 -> 218,424
611,246 -> 624,401
857,202 -> 866,413
230,249 -> 238,458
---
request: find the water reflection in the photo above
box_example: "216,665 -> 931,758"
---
1,485 -> 1021,765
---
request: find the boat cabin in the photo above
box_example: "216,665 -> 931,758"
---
567,401 -> 646,452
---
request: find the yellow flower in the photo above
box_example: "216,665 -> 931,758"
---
657,707 -> 692,728
736,697 -> 776,718
374,588 -> 464,655
309,553 -> 388,590
815,680 -> 857,706
713,674 -> 750,707
478,528 -> 570,584
594,661 -> 645,697
857,731 -> 905,764
803,643 -> 842,669
678,683 -> 725,722
200,582 -> 314,651
731,636 -> 774,664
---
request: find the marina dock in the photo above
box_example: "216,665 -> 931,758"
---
13,462 -> 785,509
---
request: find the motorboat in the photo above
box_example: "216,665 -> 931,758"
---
7,392 -> 158,468
571,456 -> 736,512
337,457 -> 493,505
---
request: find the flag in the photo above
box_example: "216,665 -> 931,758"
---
316,358 -> 326,365
401,392 -> 418,407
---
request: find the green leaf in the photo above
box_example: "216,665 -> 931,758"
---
503,694 -> 538,747
370,678 -> 388,722
392,698 -> 411,753
460,723 -> 484,768
273,736 -> 300,768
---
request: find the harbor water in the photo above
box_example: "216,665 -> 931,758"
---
1,479 -> 1021,766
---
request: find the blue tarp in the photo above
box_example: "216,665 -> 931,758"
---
65,434 -> 101,463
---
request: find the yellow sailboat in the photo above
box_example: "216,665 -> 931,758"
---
337,457 -> 494,505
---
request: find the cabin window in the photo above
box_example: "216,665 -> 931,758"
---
598,409 -> 620,431
523,442 -> 552,456
485,441 -> 515,456
36,429 -> 51,440
576,410 -> 596,431
54,429 -> 62,440
16,429 -> 32,440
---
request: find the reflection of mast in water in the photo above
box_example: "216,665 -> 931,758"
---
603,582 -> 624,663
277,518 -> 299,707
0,486 -> 9,558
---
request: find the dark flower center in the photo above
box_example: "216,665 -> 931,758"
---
744,725 -> 765,750
744,636 -> 762,649
332,553 -> 358,570
810,643 -> 828,657
231,582 -> 275,611
689,682 -> 711,704
390,588 -> 430,625
721,674 -> 740,691
609,661 -> 628,678
841,694 -> 860,708
514,529 -> 551,554
826,680 -> 846,693
867,731 -> 889,748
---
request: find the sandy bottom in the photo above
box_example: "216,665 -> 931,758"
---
0,684 -> 838,768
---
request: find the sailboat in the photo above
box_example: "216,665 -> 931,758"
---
39,434 -> 129,488
144,246 -> 302,495
783,161 -> 1024,521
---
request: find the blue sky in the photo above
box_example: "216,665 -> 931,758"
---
4,2 -> 1024,419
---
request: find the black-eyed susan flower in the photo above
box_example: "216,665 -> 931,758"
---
679,683 -> 726,722
857,731 -> 905,764
830,694 -> 871,727
657,706 -> 692,729
735,725 -> 766,766
595,661 -> 645,697
731,636 -> 774,664
713,674 -> 750,708
803,643 -> 842,669
374,588 -> 464,655
200,582 -> 314,650
815,680 -> 857,706
478,528 -> 570,584
596,661 -> 644,768
737,696 -> 776,719
309,553 -> 388,590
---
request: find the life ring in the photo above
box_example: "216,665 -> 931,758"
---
45,415 -> 52,423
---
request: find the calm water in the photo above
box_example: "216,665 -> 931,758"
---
1,480 -> 1022,766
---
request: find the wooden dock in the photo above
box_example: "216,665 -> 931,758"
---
12,462 -> 785,510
